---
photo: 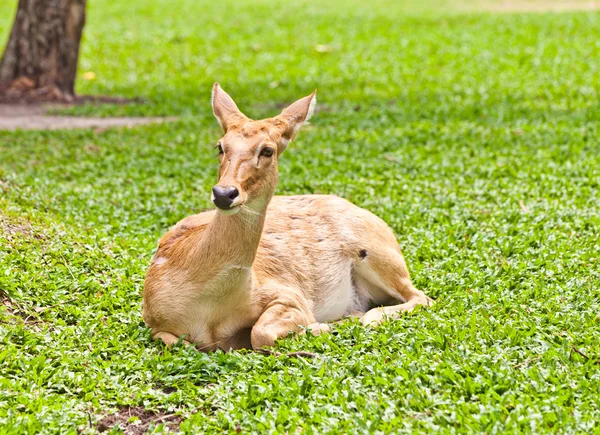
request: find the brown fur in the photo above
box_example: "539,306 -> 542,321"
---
142,83 -> 432,351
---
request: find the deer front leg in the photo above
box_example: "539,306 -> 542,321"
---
251,294 -> 318,349
152,330 -> 191,347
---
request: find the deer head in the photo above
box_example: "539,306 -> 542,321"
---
210,83 -> 316,215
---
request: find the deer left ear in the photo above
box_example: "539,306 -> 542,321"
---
212,83 -> 248,132
275,90 -> 316,153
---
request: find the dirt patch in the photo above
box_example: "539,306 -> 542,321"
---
0,219 -> 32,238
0,214 -> 39,243
97,406 -> 182,434
0,104 -> 175,131
483,0 -> 600,12
0,292 -> 16,317
0,292 -> 35,324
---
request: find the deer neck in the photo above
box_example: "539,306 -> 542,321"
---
186,196 -> 271,292
207,199 -> 269,266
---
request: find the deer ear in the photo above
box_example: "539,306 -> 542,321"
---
275,90 -> 316,152
212,83 -> 248,132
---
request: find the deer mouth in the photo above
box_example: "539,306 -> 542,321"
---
217,205 -> 241,215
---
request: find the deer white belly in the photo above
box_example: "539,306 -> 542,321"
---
313,267 -> 354,322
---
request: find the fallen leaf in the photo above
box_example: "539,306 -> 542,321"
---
315,44 -> 335,53
519,200 -> 530,213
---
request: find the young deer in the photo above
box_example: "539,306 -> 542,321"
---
142,83 -> 432,351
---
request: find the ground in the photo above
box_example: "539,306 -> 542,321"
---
1,0 -> 599,434
0,104 -> 172,131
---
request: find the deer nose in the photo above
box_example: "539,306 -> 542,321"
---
212,186 -> 239,209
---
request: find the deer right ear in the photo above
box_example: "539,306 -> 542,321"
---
212,83 -> 248,132
274,90 -> 316,154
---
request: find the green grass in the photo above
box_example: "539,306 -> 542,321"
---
1,0 -> 600,433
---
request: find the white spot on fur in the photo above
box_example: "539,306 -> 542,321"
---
227,264 -> 251,271
153,256 -> 168,265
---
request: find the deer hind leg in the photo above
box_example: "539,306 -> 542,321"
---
353,247 -> 433,326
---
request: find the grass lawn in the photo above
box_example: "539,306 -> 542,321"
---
1,0 -> 599,433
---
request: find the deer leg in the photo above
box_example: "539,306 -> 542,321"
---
152,330 -> 191,347
355,247 -> 433,326
303,322 -> 332,335
251,294 -> 316,349
361,295 -> 429,326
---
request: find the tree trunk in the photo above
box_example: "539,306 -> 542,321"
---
0,0 -> 86,102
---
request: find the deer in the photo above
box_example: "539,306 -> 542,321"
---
142,83 -> 433,351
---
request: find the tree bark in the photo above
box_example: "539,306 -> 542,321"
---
0,0 -> 86,102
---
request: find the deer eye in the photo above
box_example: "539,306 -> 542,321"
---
216,144 -> 224,155
260,147 -> 275,157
